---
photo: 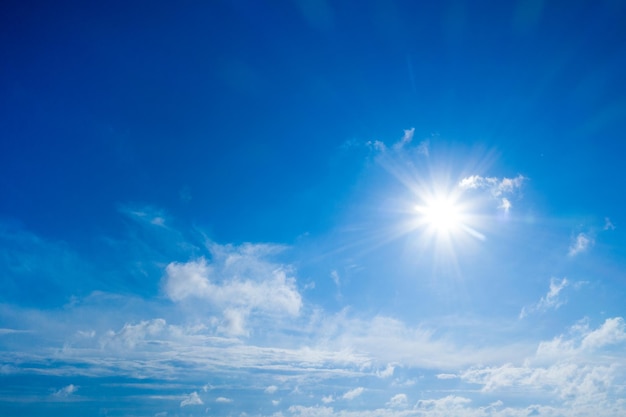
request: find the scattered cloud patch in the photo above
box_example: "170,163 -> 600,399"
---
376,363 -> 395,378
459,174 -> 526,196
342,387 -> 364,400
162,243 -> 302,336
321,395 -> 334,404
265,385 -> 278,394
520,278 -> 569,318
330,270 -> 340,287
499,197 -> 512,213
366,140 -> 386,152
53,384 -> 78,397
604,217 -> 615,231
436,373 -> 457,379
569,232 -> 594,257
180,392 -> 203,407
216,396 -> 233,403
416,139 -> 429,156
386,393 -> 408,408
393,128 -> 415,150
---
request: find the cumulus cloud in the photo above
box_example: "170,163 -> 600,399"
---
342,387 -> 364,400
461,317 -> 626,404
569,233 -> 593,257
180,391 -> 203,407
520,278 -> 569,318
376,363 -> 395,378
162,243 -> 302,336
386,393 -> 408,408
321,395 -> 334,404
458,174 -> 526,211
265,385 -> 278,394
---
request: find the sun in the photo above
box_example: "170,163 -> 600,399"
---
415,194 -> 463,235
416,195 -> 461,234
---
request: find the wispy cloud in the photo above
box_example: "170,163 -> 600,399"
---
216,396 -> 233,403
342,387 -> 364,400
568,232 -> 594,257
458,174 -> 526,211
520,277 -> 569,318
393,128 -> 415,150
180,391 -> 203,407
53,384 -> 78,398
604,217 -> 615,231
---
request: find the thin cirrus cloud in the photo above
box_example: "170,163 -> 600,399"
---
569,232 -> 594,257
520,277 -> 570,319
342,387 -> 364,400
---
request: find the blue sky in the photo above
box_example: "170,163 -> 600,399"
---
1,1 -> 626,416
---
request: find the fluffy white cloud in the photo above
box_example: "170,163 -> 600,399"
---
386,393 -> 408,408
568,232 -> 593,257
265,385 -> 278,394
321,395 -> 334,404
342,387 -> 364,400
376,363 -> 395,378
180,391 -> 203,407
460,317 -> 626,408
162,243 -> 302,335
459,175 -> 525,196
520,277 -> 569,318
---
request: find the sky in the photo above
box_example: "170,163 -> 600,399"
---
1,0 -> 626,416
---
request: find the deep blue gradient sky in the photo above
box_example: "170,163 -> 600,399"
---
2,1 -> 626,416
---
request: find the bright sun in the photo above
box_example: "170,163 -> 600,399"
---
417,196 -> 461,233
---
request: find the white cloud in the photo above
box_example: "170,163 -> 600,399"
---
458,174 -> 526,212
416,140 -> 429,156
436,373 -> 457,379
216,396 -> 233,403
520,278 -> 569,318
366,140 -> 386,152
386,393 -> 408,408
393,127 -> 415,150
342,387 -> 364,400
604,217 -> 615,231
180,391 -> 203,407
460,317 -> 626,406
162,243 -> 302,335
459,175 -> 525,196
53,384 -> 78,397
330,270 -> 340,287
265,385 -> 278,394
321,395 -> 334,404
569,233 -> 593,256
101,318 -> 167,349
499,197 -> 512,213
376,363 -> 395,378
